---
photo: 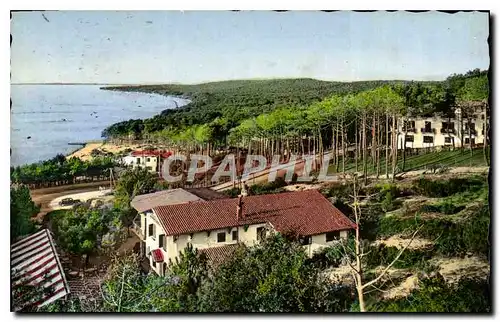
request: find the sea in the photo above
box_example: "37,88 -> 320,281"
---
10,84 -> 188,167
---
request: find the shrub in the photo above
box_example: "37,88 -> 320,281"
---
376,183 -> 401,201
364,245 -> 434,270
377,205 -> 490,257
412,176 -> 485,198
222,187 -> 241,198
371,275 -> 491,312
307,243 -> 345,269
248,177 -> 287,195
419,201 -> 465,215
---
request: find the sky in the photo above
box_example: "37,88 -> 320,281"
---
10,11 -> 489,84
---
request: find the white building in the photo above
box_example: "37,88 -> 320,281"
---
130,189 -> 355,275
397,107 -> 488,150
122,150 -> 172,173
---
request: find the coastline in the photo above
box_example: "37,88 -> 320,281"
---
66,141 -> 146,161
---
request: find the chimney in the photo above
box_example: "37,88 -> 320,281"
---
240,183 -> 249,197
237,195 -> 244,220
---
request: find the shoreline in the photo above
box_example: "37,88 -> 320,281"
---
66,140 -> 147,161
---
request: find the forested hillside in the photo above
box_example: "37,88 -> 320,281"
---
101,78 -> 408,138
100,70 -> 487,152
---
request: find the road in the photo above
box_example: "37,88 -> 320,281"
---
31,180 -> 110,221
210,153 -> 335,191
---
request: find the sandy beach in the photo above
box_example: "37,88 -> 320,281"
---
66,141 -> 145,161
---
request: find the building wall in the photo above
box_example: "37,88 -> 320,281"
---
397,114 -> 487,150
305,230 -> 349,257
138,211 -> 168,276
122,155 -> 161,173
139,210 -> 351,274
168,223 -> 269,263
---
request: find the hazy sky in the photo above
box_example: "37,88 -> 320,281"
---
11,11 -> 489,84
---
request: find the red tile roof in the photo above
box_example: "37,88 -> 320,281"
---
131,150 -> 172,158
154,190 -> 356,237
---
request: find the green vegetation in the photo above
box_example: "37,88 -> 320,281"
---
419,201 -> 465,215
42,235 -> 354,312
113,167 -> 162,229
10,185 -> 38,242
222,177 -> 288,197
372,275 -> 490,312
375,175 -> 490,257
200,234 -> 353,312
101,70 -> 489,185
50,205 -> 124,257
10,154 -> 116,188
102,78 -> 395,140
364,245 -> 435,270
326,147 -> 488,176
412,175 -> 486,197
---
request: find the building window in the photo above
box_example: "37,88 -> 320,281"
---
465,123 -> 475,131
232,230 -> 238,241
465,138 -> 470,144
147,157 -> 151,162
403,120 -> 415,131
159,234 -> 165,249
481,114 -> 485,120
441,122 -> 455,132
424,121 -> 432,131
405,135 -> 414,142
217,232 -> 226,243
256,227 -> 266,241
146,166 -> 153,170
326,231 -> 340,242
299,236 -> 312,245
148,224 -> 155,238
152,260 -> 156,268
444,137 -> 452,144
136,158 -> 141,164
423,136 -> 434,144
163,263 -> 167,276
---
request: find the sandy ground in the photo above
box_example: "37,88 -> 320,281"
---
373,235 -> 434,250
67,142 -> 144,161
31,181 -> 111,221
382,275 -> 420,300
431,256 -> 490,283
283,183 -> 324,192
48,189 -> 113,211
397,166 -> 489,179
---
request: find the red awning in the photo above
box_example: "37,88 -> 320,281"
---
152,249 -> 164,263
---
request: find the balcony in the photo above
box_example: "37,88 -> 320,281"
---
131,219 -> 144,240
402,127 -> 416,133
464,128 -> 477,136
420,128 -> 436,134
440,128 -> 456,135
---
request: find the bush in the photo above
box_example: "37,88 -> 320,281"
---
377,204 -> 490,257
412,176 -> 485,198
419,202 -> 465,215
380,192 -> 401,212
322,182 -> 354,203
222,187 -> 241,198
364,245 -> 434,270
248,177 -> 287,195
371,275 -> 491,312
307,243 -> 346,269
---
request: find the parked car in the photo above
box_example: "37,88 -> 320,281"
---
59,198 -> 81,206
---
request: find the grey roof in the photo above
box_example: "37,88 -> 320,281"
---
131,188 -> 203,213
185,188 -> 229,201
